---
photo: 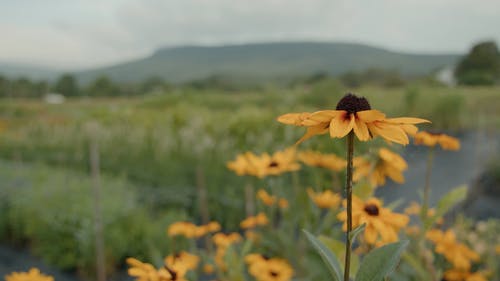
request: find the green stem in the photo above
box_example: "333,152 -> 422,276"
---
344,132 -> 354,281
421,147 -> 434,227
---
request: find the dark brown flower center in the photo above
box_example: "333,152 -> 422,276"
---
363,203 -> 380,216
269,161 -> 279,167
270,270 -> 279,277
336,93 -> 371,114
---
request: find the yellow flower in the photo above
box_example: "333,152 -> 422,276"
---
5,268 -> 54,281
245,254 -> 294,281
167,221 -> 220,238
353,148 -> 408,187
496,244 -> 500,254
240,212 -> 269,229
164,251 -> 200,271
278,93 -> 429,144
203,264 -> 214,274
306,188 -> 341,209
443,269 -> 488,281
413,131 -> 460,150
278,198 -> 289,209
257,189 -> 277,206
426,229 -> 480,270
126,257 -> 188,281
212,232 -> 242,248
298,150 -> 346,171
337,196 -> 409,245
227,148 -> 300,178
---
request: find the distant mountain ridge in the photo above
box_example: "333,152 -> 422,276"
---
2,42 -> 462,83
77,42 -> 460,83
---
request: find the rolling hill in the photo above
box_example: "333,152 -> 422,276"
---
76,42 -> 460,83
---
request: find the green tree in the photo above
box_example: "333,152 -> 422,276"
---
86,76 -> 120,96
54,73 -> 79,96
455,41 -> 500,85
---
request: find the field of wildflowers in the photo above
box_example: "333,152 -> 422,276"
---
1,82 -> 500,281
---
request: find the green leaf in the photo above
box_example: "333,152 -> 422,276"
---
349,223 -> 366,243
435,185 -> 467,217
425,185 -> 467,228
386,199 -> 404,210
303,230 -> 343,281
319,236 -> 360,276
355,240 -> 408,281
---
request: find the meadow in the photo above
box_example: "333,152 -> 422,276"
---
1,80 -> 499,280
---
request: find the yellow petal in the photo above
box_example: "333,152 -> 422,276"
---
277,112 -> 311,126
302,110 -> 339,126
353,116 -> 370,141
330,112 -> 354,138
368,122 -> 409,145
385,117 -> 430,124
296,125 -> 329,144
356,110 -> 386,122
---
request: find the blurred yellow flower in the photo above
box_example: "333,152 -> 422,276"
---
164,251 -> 200,271
298,150 -> 346,171
5,268 -> 54,281
202,264 -> 214,274
443,269 -> 487,281
212,232 -> 242,248
213,232 -> 242,272
240,212 -> 269,229
413,131 -> 460,150
426,229 -> 480,270
245,254 -> 294,281
167,221 -> 220,238
353,148 -> 408,187
257,189 -> 277,206
227,148 -> 300,178
496,244 -> 500,254
337,196 -> 409,245
278,198 -> 289,209
127,257 -> 188,281
306,188 -> 341,209
278,93 -> 429,144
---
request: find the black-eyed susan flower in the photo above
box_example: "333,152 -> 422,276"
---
213,232 -> 242,272
167,221 -> 220,238
5,268 -> 54,281
127,257 -> 188,281
278,198 -> 289,209
298,150 -> 346,171
227,148 -> 300,178
257,189 -> 277,206
306,187 -> 341,209
212,232 -> 242,248
426,229 -> 480,270
164,251 -> 200,271
443,268 -> 488,281
413,131 -> 461,150
245,254 -> 294,281
278,93 -> 429,144
353,148 -> 408,187
337,196 -> 409,245
240,212 -> 269,229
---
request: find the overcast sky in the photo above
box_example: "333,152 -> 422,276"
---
1,0 -> 499,70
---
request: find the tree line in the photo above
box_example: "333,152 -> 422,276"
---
0,74 -> 170,98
